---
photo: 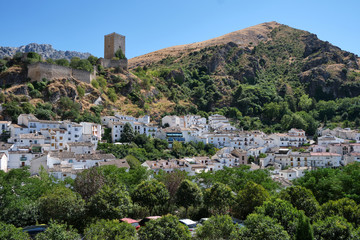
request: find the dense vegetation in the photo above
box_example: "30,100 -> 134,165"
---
1,163 -> 360,239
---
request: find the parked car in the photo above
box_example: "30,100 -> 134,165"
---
22,225 -> 48,238
120,218 -> 140,230
179,219 -> 198,234
198,218 -> 209,225
139,216 -> 162,226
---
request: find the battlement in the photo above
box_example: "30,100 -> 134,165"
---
27,62 -> 96,83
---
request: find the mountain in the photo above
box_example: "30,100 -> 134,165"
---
0,43 -> 92,60
130,21 -> 360,102
1,22 -> 360,132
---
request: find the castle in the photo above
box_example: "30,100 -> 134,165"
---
27,32 -> 128,83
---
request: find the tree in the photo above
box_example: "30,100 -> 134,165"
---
55,59 -> 70,67
120,122 -> 135,143
279,186 -> 319,218
176,180 -> 203,216
38,186 -> 85,228
295,211 -> 314,240
131,180 -> 170,214
73,167 -> 106,201
313,216 -> 358,240
319,198 -> 360,226
195,215 -> 237,240
204,183 -> 234,215
0,221 -> 30,240
232,181 -> 270,220
255,199 -> 300,239
35,221 -> 80,240
155,170 -> 188,202
84,219 -> 136,240
87,184 -> 132,220
138,214 -> 191,240
115,49 -> 126,59
235,213 -> 290,240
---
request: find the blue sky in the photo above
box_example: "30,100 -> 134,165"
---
2,0 -> 359,59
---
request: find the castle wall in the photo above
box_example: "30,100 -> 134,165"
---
98,58 -> 128,70
28,62 -> 96,84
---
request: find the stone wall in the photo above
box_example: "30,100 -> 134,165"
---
98,58 -> 128,70
28,62 -> 96,83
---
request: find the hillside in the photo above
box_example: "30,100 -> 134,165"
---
0,43 -> 91,60
0,22 -> 359,133
129,21 -> 281,69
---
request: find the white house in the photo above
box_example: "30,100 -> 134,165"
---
0,153 -> 8,172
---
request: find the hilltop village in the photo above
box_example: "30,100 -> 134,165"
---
0,111 -> 359,185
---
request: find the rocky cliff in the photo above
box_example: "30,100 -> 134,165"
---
0,43 -> 92,60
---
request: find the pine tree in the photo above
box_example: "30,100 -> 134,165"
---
296,211 -> 314,240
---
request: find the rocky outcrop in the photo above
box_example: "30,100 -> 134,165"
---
0,43 -> 92,60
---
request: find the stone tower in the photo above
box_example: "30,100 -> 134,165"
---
104,32 -> 125,59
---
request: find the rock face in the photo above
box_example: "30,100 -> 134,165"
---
0,43 -> 92,60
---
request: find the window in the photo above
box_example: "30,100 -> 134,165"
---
60,143 -> 63,146
51,143 -> 54,146
60,137 -> 63,140
51,136 -> 55,139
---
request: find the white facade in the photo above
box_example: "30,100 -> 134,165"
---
0,153 -> 8,172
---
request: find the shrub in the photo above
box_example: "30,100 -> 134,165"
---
76,85 -> 85,98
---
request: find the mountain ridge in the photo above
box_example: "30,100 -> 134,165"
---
0,43 -> 92,60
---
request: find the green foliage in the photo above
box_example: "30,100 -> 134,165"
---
115,48 -> 126,59
131,180 -> 170,214
107,87 -> 117,102
195,215 -> 237,240
204,182 -> 234,215
0,221 -> 31,240
255,198 -> 300,238
35,221 -> 80,240
38,186 -> 85,228
237,213 -> 290,240
76,85 -> 85,98
21,102 -> 35,114
313,216 -> 359,240
70,57 -> 93,72
318,198 -> 360,227
195,166 -> 279,192
55,59 -> 70,67
176,179 -> 203,215
87,184 -> 132,220
73,167 -> 106,201
232,181 -> 270,219
138,214 -> 191,240
97,76 -> 107,89
84,219 -> 136,240
294,163 -> 360,204
120,122 -> 135,143
0,59 -> 7,73
3,101 -> 23,121
25,52 -> 42,64
125,155 -> 141,169
87,55 -> 98,65
279,186 -> 319,218
295,211 -> 314,240
91,79 -> 99,89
